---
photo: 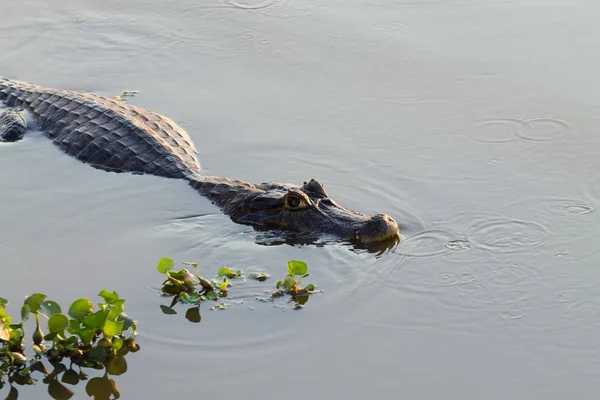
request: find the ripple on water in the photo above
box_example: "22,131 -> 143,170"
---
486,264 -> 540,286
538,198 -> 595,216
397,230 -> 468,257
222,0 -> 327,18
468,117 -> 521,143
222,0 -> 274,9
468,117 -> 571,144
514,118 -> 571,143
465,217 -> 551,253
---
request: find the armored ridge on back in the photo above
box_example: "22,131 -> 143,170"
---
0,78 -> 399,244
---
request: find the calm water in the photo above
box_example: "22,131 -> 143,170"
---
2,0 -> 600,398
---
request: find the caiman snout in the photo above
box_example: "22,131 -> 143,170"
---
357,213 -> 399,242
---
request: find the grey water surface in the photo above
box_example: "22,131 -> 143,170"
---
1,0 -> 600,398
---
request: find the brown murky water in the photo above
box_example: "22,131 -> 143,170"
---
2,0 -> 600,398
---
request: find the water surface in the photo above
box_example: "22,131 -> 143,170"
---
1,0 -> 600,398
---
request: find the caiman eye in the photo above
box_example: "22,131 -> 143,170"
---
284,190 -> 310,210
288,196 -> 301,208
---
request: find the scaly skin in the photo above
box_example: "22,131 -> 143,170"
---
0,78 -> 399,243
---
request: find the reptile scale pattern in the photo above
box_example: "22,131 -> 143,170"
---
0,78 -> 201,179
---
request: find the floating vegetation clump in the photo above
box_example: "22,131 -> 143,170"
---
158,258 -> 319,318
272,260 -> 319,309
0,291 -> 139,399
114,90 -> 139,102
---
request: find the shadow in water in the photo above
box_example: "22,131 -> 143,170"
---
0,341 -> 140,399
253,229 -> 401,257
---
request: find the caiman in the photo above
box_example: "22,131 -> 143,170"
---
0,78 -> 399,243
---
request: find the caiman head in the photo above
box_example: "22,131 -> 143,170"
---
209,178 -> 399,243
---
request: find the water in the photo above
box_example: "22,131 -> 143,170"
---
1,0 -> 600,398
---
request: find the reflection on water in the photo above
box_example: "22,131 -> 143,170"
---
254,229 -> 401,256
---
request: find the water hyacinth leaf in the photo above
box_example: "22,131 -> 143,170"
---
24,293 -> 47,314
68,298 -> 93,321
157,258 -> 175,274
107,302 -> 125,321
21,304 -> 31,321
179,292 -> 192,304
283,276 -> 296,290
48,313 -> 69,333
276,280 -> 283,289
159,304 -> 177,315
112,336 -> 123,351
217,267 -> 234,277
103,319 -> 124,337
116,312 -> 135,331
78,329 -> 95,344
205,291 -> 219,301
98,290 -> 119,305
185,307 -> 201,323
304,284 -> 316,291
183,292 -> 201,304
39,300 -> 62,318
82,310 -> 108,329
288,260 -> 308,276
0,296 -> 7,306
168,269 -> 187,280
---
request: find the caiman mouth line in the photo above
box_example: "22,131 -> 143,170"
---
0,77 -> 400,245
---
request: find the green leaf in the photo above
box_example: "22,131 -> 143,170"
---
180,292 -> 201,305
116,312 -> 135,331
24,293 -> 47,314
276,280 -> 283,289
0,297 -> 8,307
157,258 -> 175,274
217,267 -> 234,278
82,310 -> 108,329
39,301 -> 62,318
48,314 -> 69,333
302,273 -> 310,279
68,298 -> 93,321
103,319 -> 124,338
288,260 -> 308,276
205,291 -> 219,301
98,290 -> 119,305
21,304 -> 31,321
112,336 -> 123,351
78,329 -> 95,344
304,284 -> 316,291
283,276 -> 297,290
